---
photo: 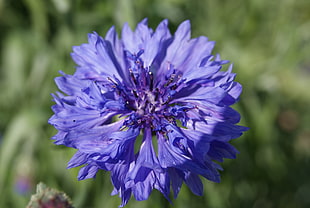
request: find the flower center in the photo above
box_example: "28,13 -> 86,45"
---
107,50 -> 189,131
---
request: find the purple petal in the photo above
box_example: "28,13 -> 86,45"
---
77,164 -> 99,180
131,167 -> 154,201
67,151 -> 89,168
208,141 -> 239,162
142,19 -> 172,67
168,168 -> 183,198
54,72 -> 90,96
184,172 -> 203,196
157,133 -> 220,182
122,23 -> 141,53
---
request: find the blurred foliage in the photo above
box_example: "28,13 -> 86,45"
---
0,0 -> 310,207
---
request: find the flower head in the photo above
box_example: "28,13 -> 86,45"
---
27,183 -> 73,208
49,19 -> 248,207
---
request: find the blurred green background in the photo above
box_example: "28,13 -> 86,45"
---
0,0 -> 310,207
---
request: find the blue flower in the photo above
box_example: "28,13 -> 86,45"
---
49,19 -> 248,207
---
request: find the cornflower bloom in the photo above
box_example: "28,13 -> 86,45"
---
49,19 -> 248,207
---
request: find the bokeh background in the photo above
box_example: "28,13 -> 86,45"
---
1,0 -> 310,207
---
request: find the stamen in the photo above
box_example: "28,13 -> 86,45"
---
107,77 -> 117,87
164,73 -> 175,87
132,90 -> 138,98
129,68 -> 138,85
148,71 -> 154,91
